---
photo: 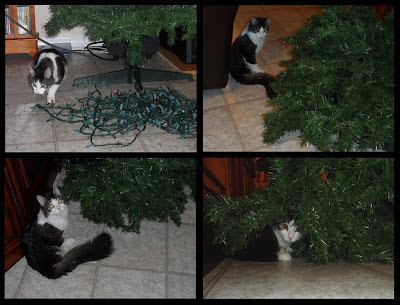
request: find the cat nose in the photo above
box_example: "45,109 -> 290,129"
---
289,237 -> 293,240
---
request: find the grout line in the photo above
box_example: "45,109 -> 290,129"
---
89,224 -> 107,299
138,136 -> 149,152
222,93 -> 247,151
165,222 -> 169,298
90,263 -> 100,299
51,120 -> 59,152
94,263 -> 195,276
13,262 -> 29,299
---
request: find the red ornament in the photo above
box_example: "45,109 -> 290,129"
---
319,170 -> 330,184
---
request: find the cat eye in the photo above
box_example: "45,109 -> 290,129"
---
58,199 -> 63,203
49,204 -> 54,209
41,84 -> 46,88
281,224 -> 288,230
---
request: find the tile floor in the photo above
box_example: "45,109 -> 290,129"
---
204,258 -> 394,299
5,50 -> 196,152
203,5 -> 323,151
5,174 -> 196,299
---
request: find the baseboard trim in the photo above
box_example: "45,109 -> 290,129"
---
38,35 -> 94,50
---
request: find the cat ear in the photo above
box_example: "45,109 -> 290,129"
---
44,67 -> 52,79
29,67 -> 36,77
53,186 -> 62,197
37,195 -> 47,206
265,17 -> 270,25
250,17 -> 258,25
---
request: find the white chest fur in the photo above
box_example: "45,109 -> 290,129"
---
240,24 -> 267,73
37,208 -> 69,231
247,31 -> 267,55
273,229 -> 292,251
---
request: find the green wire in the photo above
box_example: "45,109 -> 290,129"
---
34,86 -> 197,147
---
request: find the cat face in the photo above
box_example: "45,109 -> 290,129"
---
31,80 -> 48,94
29,66 -> 52,95
276,219 -> 301,243
36,186 -> 67,218
249,17 -> 270,40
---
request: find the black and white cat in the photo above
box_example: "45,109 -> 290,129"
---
232,216 -> 301,261
29,48 -> 67,104
230,17 -> 276,98
21,186 -> 113,279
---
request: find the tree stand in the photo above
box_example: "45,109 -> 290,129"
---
73,66 -> 194,91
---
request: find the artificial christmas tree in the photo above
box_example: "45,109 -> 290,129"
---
59,158 -> 195,233
204,158 -> 394,264
45,5 -> 196,66
44,5 -> 196,88
35,6 -> 197,148
263,6 -> 394,151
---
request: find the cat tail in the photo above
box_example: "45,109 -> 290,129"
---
238,72 -> 276,98
53,232 -> 113,278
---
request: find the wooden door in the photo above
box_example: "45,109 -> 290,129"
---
203,158 -> 257,276
4,158 -> 58,271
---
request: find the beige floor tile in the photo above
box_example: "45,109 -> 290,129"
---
203,89 -> 226,110
230,99 -> 273,150
203,107 -> 244,151
140,132 -> 196,152
223,76 -> 267,105
94,267 -> 165,298
204,258 -> 394,299
5,113 -> 55,146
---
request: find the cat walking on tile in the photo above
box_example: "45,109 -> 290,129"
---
230,17 -> 276,98
29,48 -> 67,104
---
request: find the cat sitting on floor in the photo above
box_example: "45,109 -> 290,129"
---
232,215 -> 301,261
29,48 -> 67,104
230,16 -> 276,98
21,186 -> 113,279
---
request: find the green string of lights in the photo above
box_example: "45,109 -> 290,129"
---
33,86 -> 197,147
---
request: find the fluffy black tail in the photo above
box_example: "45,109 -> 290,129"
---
53,232 -> 113,278
233,72 -> 276,98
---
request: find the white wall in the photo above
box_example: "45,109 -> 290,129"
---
35,5 -> 93,50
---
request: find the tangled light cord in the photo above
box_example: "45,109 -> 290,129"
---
33,86 -> 197,147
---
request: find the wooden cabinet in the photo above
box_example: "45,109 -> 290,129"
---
369,5 -> 394,19
203,158 -> 256,198
5,5 -> 38,58
4,158 -> 59,272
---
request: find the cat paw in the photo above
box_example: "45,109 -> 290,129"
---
287,247 -> 293,253
63,238 -> 76,246
47,97 -> 55,104
278,252 -> 292,261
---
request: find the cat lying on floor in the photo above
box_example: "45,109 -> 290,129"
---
232,215 -> 301,261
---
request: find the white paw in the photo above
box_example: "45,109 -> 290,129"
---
252,65 -> 263,73
47,96 -> 55,104
63,238 -> 76,246
278,252 -> 292,261
287,247 -> 293,253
